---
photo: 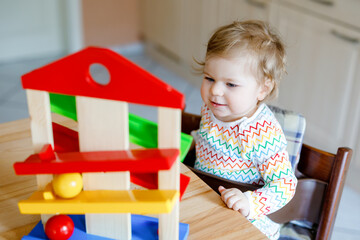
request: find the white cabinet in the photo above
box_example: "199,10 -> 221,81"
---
218,0 -> 269,25
180,0 -> 271,65
139,0 -> 183,58
139,0 -> 219,82
270,3 -> 360,167
179,0 -> 218,67
139,0 -> 271,68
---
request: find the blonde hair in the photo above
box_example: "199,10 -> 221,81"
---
197,20 -> 287,101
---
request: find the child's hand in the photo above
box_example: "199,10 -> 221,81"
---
218,186 -> 250,217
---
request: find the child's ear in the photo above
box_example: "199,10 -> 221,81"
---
258,78 -> 274,101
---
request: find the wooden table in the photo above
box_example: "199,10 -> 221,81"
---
0,115 -> 266,240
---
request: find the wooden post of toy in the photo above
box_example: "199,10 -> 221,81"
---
158,107 -> 181,240
26,89 -> 54,225
76,96 -> 131,240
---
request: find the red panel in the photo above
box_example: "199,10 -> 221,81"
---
21,47 -> 184,109
130,173 -> 190,201
14,148 -> 179,174
131,172 -> 158,189
179,174 -> 191,201
39,144 -> 56,161
52,123 -> 79,153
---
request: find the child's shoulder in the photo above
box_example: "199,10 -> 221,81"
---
242,104 -> 287,160
243,104 -> 285,137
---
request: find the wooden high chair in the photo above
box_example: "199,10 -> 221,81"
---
181,109 -> 352,240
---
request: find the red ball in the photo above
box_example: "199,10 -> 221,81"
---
45,215 -> 74,240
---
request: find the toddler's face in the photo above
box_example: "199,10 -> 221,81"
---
201,55 -> 267,122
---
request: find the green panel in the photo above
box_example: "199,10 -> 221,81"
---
49,93 -> 77,121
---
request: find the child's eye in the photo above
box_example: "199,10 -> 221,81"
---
226,82 -> 238,87
205,76 -> 215,82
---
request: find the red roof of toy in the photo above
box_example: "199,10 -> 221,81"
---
21,47 -> 185,109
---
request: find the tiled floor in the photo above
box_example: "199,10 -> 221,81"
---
1,45 -> 359,239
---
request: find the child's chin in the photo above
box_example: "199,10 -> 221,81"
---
213,113 -> 228,121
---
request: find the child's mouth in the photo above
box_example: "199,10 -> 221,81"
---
211,101 -> 226,107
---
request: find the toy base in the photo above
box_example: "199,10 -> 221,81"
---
23,214 -> 189,240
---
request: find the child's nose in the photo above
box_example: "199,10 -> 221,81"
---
210,83 -> 223,96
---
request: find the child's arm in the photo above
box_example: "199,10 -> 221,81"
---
218,186 -> 250,217
244,149 -> 297,220
218,151 -> 296,220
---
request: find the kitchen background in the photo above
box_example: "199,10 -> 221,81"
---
0,0 -> 359,239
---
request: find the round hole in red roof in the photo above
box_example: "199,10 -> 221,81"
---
89,63 -> 111,86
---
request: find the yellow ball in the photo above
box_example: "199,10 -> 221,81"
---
52,173 -> 83,199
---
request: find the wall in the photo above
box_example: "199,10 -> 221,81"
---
82,0 -> 140,47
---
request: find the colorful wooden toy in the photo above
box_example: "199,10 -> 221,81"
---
24,215 -> 189,240
45,215 -> 74,240
14,47 -> 190,240
52,173 -> 83,199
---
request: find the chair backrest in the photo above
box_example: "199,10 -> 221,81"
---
268,145 -> 352,240
268,105 -> 306,171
